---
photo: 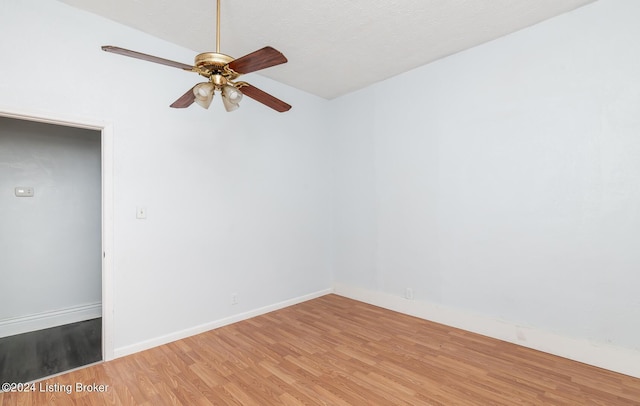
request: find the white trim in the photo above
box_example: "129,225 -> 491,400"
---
113,289 -> 333,359
0,108 -> 108,131
100,123 -> 115,361
0,107 -> 114,360
333,283 -> 640,379
0,303 -> 102,338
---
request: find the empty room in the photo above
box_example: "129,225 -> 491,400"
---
1,0 -> 639,404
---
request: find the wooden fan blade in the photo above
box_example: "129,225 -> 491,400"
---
240,84 -> 291,112
170,86 -> 196,108
227,46 -> 287,75
102,45 -> 194,71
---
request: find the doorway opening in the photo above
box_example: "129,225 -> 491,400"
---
0,110 -> 113,383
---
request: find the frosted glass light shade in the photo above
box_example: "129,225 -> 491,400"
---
193,82 -> 215,109
222,85 -> 243,103
222,85 -> 242,112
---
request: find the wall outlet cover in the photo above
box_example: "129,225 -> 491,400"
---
404,288 -> 414,300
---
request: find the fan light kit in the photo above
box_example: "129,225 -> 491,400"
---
102,0 -> 291,113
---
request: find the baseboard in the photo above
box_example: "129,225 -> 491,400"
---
0,302 -> 102,338
113,289 -> 333,359
333,283 -> 640,379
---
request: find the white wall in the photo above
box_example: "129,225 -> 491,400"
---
332,0 -> 640,375
0,0 -> 333,354
0,117 -> 101,335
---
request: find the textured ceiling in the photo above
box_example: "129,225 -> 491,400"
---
57,0 -> 596,99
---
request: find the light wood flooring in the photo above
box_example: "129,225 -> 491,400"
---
1,294 -> 639,405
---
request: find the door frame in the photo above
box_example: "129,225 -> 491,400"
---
0,108 -> 114,361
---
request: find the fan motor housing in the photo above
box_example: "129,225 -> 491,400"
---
194,52 -> 238,79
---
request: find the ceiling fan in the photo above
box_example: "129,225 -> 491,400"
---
101,0 -> 291,113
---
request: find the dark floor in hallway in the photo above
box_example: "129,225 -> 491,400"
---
0,318 -> 101,384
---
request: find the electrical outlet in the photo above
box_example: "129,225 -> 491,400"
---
404,288 -> 414,300
231,293 -> 239,305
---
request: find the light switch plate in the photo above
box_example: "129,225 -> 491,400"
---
15,187 -> 34,197
136,206 -> 147,219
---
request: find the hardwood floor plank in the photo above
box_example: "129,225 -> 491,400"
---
1,294 -> 639,405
